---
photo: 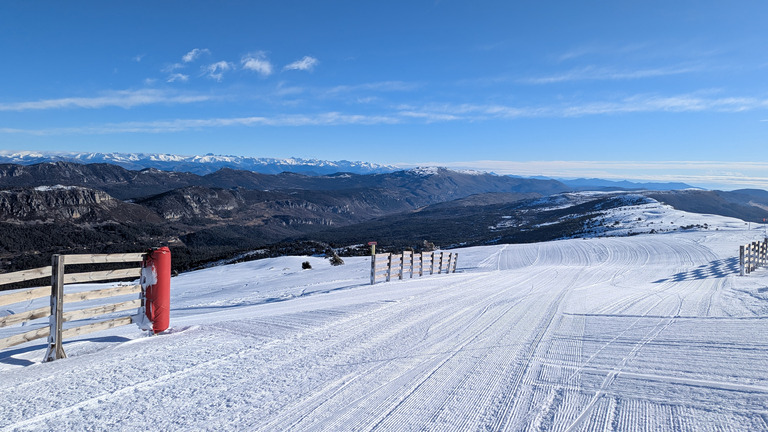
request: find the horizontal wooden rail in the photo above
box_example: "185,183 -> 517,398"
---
63,299 -> 141,323
0,286 -> 50,307
0,326 -> 50,351
0,306 -> 49,328
0,250 -> 163,362
61,253 -> 146,265
371,250 -> 458,285
63,267 -> 142,285
63,284 -> 142,304
0,266 -> 52,287
62,316 -> 133,340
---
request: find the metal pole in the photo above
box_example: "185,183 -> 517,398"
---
370,252 -> 376,285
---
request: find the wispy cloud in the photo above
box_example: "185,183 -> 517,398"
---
162,63 -> 185,73
133,54 -> 145,63
0,112 -> 401,135
284,56 -> 319,72
556,43 -> 649,62
241,52 -> 273,77
166,73 -> 189,83
326,81 -> 419,95
521,65 -> 700,84
0,89 -> 211,111
182,48 -> 210,63
205,61 -> 235,81
396,92 -> 768,121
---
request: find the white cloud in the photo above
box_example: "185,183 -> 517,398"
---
166,73 -> 189,83
205,61 -> 234,81
283,56 -> 319,72
326,81 -> 419,95
395,92 -> 768,121
133,54 -> 145,63
241,52 -> 273,77
0,89 -> 211,111
0,112 -> 401,135
183,48 -> 210,63
521,65 -> 700,84
162,63 -> 185,73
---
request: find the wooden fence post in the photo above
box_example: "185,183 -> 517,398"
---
740,245 -> 745,276
429,252 -> 434,275
418,252 -> 424,277
398,254 -> 404,280
452,253 -> 458,273
386,253 -> 393,282
43,254 -> 66,362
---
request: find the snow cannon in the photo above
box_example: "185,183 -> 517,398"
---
142,247 -> 171,334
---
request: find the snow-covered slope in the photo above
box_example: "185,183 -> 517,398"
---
2,205 -> 768,431
0,151 -> 398,175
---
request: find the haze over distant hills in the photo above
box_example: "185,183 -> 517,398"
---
2,151 -> 702,191
524,176 -> 698,191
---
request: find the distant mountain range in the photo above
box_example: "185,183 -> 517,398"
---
1,154 -> 765,277
524,176 -> 697,191
0,161 -> 569,273
0,151 -> 398,176
1,151 -> 699,191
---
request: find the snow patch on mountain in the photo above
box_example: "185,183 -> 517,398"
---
0,150 -> 399,176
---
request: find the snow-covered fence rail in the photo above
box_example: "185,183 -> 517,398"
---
0,252 -> 148,362
740,238 -> 768,276
371,251 -> 458,285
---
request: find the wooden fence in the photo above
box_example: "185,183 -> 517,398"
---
740,238 -> 768,276
0,252 -> 147,362
371,250 -> 458,285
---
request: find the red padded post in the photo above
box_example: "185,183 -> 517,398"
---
144,247 -> 171,333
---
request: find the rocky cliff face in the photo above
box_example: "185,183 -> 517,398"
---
0,186 -> 162,223
0,161 -> 575,273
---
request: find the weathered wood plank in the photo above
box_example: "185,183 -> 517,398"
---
62,253 -> 146,265
0,326 -> 49,350
63,267 -> 141,284
0,286 -> 50,307
63,284 -> 141,304
61,316 -> 133,340
0,266 -> 52,287
0,306 -> 50,328
63,299 -> 141,323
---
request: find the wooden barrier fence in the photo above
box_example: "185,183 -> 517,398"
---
740,238 -> 768,276
371,250 -> 458,285
0,252 -> 147,362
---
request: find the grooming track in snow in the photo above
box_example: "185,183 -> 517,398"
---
2,220 -> 768,430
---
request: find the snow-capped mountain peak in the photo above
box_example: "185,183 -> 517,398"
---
0,150 -> 399,176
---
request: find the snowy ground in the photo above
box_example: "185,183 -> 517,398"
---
2,206 -> 768,430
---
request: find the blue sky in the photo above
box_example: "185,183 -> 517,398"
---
2,1 -> 768,189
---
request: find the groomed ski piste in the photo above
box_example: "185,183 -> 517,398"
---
2,198 -> 768,431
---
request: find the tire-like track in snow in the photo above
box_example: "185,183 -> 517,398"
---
2,234 -> 767,431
